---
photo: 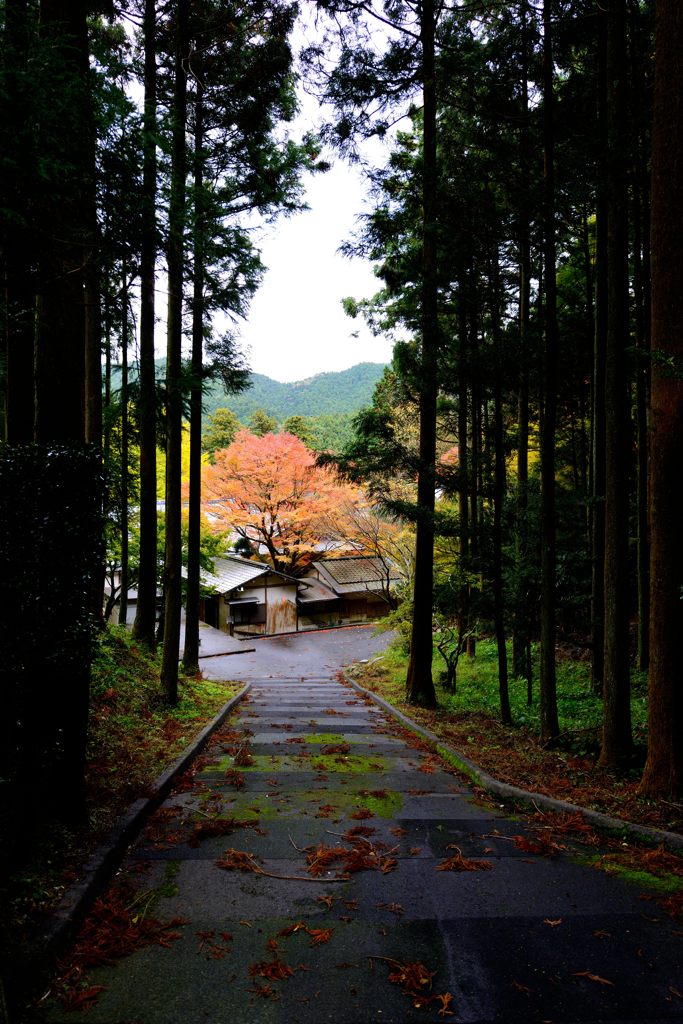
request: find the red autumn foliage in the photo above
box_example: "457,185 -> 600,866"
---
54,880 -> 186,1010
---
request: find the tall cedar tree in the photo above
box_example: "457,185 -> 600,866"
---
1,0 -> 105,824
539,0 -> 560,742
599,0 -> 633,766
133,0 -> 160,648
160,0 -> 189,705
404,0 -> 438,707
639,0 -> 683,799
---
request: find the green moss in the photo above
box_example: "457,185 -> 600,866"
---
303,733 -> 362,745
577,856 -> 683,895
201,753 -> 389,774
310,754 -> 388,773
225,787 -> 402,820
436,743 -> 479,783
158,860 -> 180,898
356,788 -> 402,817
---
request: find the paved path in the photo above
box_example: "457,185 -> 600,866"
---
43,673 -> 682,1023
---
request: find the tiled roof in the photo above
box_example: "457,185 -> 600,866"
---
297,578 -> 339,604
310,556 -> 399,595
181,555 -> 270,594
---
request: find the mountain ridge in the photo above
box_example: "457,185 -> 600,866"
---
109,360 -> 387,424
207,361 -> 386,420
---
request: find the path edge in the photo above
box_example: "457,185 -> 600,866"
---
344,674 -> 683,854
38,682 -> 252,958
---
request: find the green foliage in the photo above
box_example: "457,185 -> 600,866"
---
282,414 -> 314,445
369,635 -> 649,756
305,413 -> 356,453
201,406 -> 241,459
248,407 -> 278,436
202,362 -> 387,422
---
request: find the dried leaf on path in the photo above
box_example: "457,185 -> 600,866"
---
435,992 -> 456,1016
572,970 -> 615,987
436,846 -> 492,872
249,958 -> 294,981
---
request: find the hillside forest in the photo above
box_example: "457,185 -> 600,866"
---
1,0 -> 682,858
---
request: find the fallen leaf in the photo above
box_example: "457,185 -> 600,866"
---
435,991 -> 455,1016
513,833 -> 564,858
307,927 -> 333,946
543,918 -> 562,927
215,848 -> 262,873
436,846 -> 492,872
250,982 -> 279,1000
249,957 -> 294,981
376,902 -> 405,916
572,970 -> 615,987
278,922 -> 308,938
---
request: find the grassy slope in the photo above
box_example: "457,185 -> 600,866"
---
347,635 -> 682,838
5,627 -> 240,932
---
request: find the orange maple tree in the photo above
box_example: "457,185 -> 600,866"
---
201,430 -> 360,575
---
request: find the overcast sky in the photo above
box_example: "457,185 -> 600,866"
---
237,156 -> 393,383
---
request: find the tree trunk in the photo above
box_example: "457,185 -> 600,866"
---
639,0 -> 683,799
467,283 -> 479,661
119,270 -> 129,627
2,0 -> 35,442
591,6 -> 607,697
35,0 -> 89,442
406,0 -> 437,707
539,0 -> 560,744
513,2 -> 532,692
491,254 -> 511,725
629,0 -> 651,673
599,0 -> 633,768
457,274 -> 470,650
182,81 -> 205,676
133,0 -> 159,648
160,0 -> 189,705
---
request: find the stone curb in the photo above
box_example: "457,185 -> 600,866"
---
344,674 -> 683,854
198,647 -> 256,659
38,682 -> 252,957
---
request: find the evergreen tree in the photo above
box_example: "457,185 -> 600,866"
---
639,0 -> 683,799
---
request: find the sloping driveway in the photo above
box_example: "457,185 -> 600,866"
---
199,623 -> 395,681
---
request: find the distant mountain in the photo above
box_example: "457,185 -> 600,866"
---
205,362 -> 386,422
109,360 -> 387,425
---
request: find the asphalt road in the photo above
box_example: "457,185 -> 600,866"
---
200,624 -> 395,682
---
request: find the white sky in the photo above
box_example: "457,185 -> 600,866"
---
135,10 -> 398,384
237,159 -> 393,383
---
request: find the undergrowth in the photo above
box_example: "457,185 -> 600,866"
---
6,625 -> 239,932
348,633 -> 679,837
